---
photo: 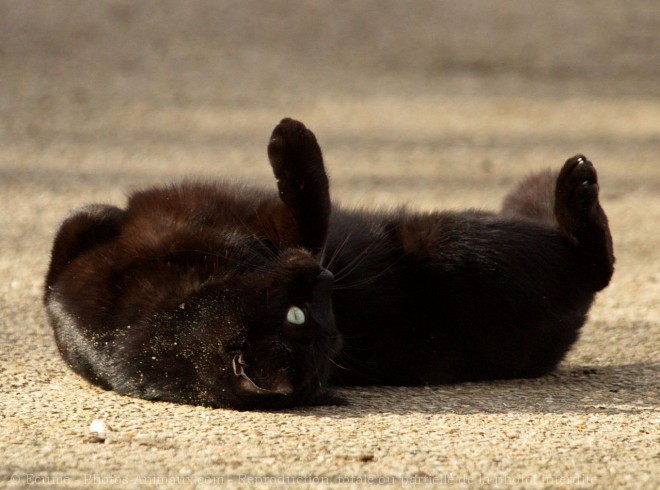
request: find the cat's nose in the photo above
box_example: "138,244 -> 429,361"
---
316,268 -> 334,295
309,268 -> 334,328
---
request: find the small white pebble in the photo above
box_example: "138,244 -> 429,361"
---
90,419 -> 107,433
89,419 -> 108,440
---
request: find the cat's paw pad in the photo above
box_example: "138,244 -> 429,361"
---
267,118 -> 323,181
556,154 -> 600,224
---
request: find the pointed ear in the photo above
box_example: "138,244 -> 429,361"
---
267,118 -> 330,254
45,204 -> 125,297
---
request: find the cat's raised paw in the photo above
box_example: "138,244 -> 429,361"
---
267,118 -> 324,185
267,118 -> 328,214
555,154 -> 602,234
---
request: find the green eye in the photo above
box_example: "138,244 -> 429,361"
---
286,306 -> 306,325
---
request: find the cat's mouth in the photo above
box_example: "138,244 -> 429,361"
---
231,353 -> 294,397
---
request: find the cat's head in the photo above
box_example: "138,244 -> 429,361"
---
164,245 -> 343,410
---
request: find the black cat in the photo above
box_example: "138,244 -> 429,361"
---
44,118 -> 614,409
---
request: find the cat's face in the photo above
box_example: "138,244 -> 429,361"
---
168,247 -> 342,409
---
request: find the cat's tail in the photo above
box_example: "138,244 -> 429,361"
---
44,204 -> 125,302
501,155 -> 614,291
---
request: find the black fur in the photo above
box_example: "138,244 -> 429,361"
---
45,118 -> 614,409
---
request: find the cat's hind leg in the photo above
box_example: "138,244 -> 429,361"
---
554,155 -> 614,291
267,118 -> 330,254
501,155 -> 614,291
45,204 -> 125,297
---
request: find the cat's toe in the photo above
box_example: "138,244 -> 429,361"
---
274,117 -> 306,135
566,155 -> 597,185
558,154 -> 599,202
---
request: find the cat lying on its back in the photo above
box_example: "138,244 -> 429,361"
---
45,118 -> 614,410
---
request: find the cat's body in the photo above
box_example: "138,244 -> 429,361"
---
45,118 -> 614,409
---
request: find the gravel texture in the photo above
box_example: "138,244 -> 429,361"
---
1,2 -> 658,488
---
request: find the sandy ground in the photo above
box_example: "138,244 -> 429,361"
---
1,2 -> 658,489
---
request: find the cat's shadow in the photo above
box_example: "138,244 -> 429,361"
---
287,363 -> 659,417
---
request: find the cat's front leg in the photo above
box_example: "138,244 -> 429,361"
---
267,118 -> 330,254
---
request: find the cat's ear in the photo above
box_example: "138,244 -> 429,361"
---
267,118 -> 330,254
45,204 -> 125,297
